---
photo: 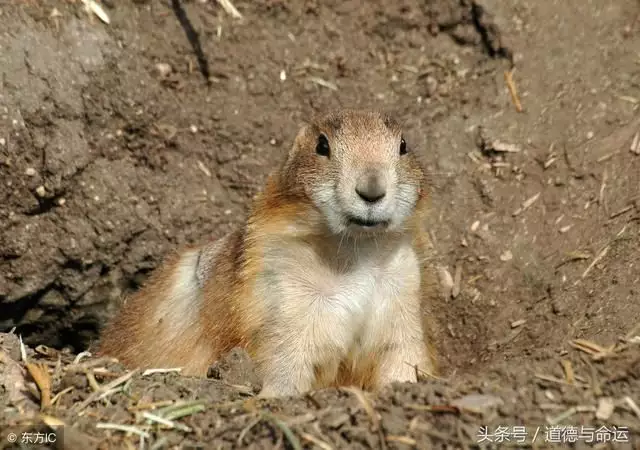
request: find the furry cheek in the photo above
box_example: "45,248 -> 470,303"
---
391,183 -> 420,224
310,184 -> 345,234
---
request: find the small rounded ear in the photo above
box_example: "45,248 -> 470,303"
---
289,124 -> 310,158
281,124 -> 310,171
278,124 -> 311,189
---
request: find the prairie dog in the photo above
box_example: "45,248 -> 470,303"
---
98,109 -> 441,397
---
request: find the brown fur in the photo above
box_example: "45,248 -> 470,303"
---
98,109 -> 441,395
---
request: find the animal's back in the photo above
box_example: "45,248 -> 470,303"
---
98,231 -> 247,376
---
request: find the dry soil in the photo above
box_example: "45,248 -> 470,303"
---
1,0 -> 639,449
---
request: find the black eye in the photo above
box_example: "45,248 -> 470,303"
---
399,137 -> 407,155
316,134 -> 330,157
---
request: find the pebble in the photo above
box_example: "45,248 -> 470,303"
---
155,62 -> 172,77
595,397 -> 614,420
324,412 -> 350,430
438,266 -> 454,299
190,125 -> 198,134
0,138 -> 5,146
552,299 -> 563,314
25,167 -> 36,176
452,394 -> 503,413
500,250 -> 513,261
35,186 -> 46,197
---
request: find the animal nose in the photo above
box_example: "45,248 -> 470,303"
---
355,172 -> 387,203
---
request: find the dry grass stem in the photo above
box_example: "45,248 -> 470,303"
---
387,435 -> 417,445
72,351 -> 92,364
141,368 -> 183,377
96,422 -> 150,439
156,401 -> 207,421
581,245 -> 609,279
342,387 -> 380,431
50,386 -> 74,406
262,413 -> 303,450
624,396 -> 640,419
560,360 -> 575,384
300,432 -> 334,450
630,131 -> 640,154
309,77 -> 338,91
452,262 -> 462,298
504,69 -> 523,112
217,0 -> 243,19
25,363 -> 52,409
74,369 -> 138,413
142,411 -> 191,432
513,192 -> 540,216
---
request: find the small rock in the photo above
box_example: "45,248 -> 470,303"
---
500,250 -> 513,261
586,131 -> 594,140
23,308 -> 44,324
1,332 -> 22,362
35,186 -> 46,197
452,394 -> 503,414
25,167 -> 36,177
560,225 -> 572,233
0,138 -> 5,146
595,397 -> 614,420
155,62 -> 172,77
438,266 -> 454,299
190,125 -> 198,134
425,75 -> 438,97
207,347 -> 260,393
39,290 -> 69,307
552,299 -> 563,314
279,70 -> 286,81
325,411 -> 351,430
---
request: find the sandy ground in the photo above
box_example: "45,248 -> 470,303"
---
1,0 -> 639,449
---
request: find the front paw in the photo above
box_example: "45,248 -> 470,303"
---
257,385 -> 281,399
257,383 -> 298,399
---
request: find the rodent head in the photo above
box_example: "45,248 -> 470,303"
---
279,110 -> 426,236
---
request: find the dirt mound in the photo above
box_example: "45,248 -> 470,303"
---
2,331 -> 639,449
1,0 -> 640,448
